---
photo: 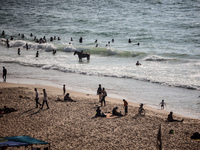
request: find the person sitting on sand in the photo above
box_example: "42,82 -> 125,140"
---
136,61 -> 141,66
112,106 -> 123,116
167,111 -> 183,122
95,107 -> 101,117
2,106 -> 16,114
64,93 -> 76,102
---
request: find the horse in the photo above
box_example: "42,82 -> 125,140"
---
74,51 -> 90,61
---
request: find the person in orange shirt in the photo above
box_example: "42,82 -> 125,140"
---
123,99 -> 128,115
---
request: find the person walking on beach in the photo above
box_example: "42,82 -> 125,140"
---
41,89 -> 49,109
35,88 -> 41,108
101,88 -> 107,106
159,99 -> 166,109
97,84 -> 102,102
123,99 -> 128,115
63,84 -> 66,95
2,67 -> 7,82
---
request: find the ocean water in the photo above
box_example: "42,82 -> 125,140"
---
0,0 -> 200,119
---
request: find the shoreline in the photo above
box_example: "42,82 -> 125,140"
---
0,82 -> 197,120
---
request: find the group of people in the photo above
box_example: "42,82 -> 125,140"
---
95,99 -> 128,117
96,87 -> 183,122
97,84 -> 107,106
1,65 -> 185,122
96,84 -> 129,117
34,88 -> 49,109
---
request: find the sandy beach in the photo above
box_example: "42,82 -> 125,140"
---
0,82 -> 199,150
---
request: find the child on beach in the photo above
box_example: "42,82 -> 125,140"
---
159,99 -> 166,109
123,99 -> 128,115
63,84 -> 66,95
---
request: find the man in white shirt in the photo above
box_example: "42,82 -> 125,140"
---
35,88 -> 41,108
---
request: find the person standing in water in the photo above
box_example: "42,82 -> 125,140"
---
159,99 -> 166,109
36,51 -> 39,57
18,48 -> 20,55
2,67 -> 7,82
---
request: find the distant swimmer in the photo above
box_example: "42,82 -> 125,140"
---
71,37 -> 73,41
95,44 -> 98,47
52,49 -> 56,55
21,34 -> 24,39
136,61 -> 141,66
112,39 -> 114,43
95,39 -> 97,43
7,43 -> 10,48
6,39 -> 10,48
1,30 -> 5,36
54,36 -> 56,40
10,36 -> 13,40
26,43 -> 29,50
50,37 -> 53,42
58,37 -> 61,40
43,36 -> 46,41
79,37 -> 83,43
30,33 -> 33,37
36,51 -> 39,57
136,43 -> 140,46
18,48 -> 20,55
128,39 -> 132,43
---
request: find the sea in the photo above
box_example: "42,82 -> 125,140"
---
0,0 -> 200,119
